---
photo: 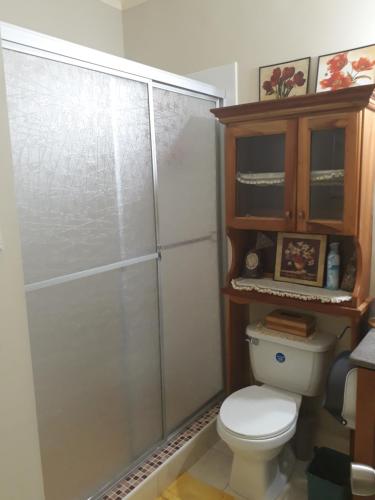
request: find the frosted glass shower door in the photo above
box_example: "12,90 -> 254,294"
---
153,88 -> 223,432
3,50 -> 163,500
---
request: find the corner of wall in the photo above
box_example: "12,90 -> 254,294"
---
0,35 -> 45,500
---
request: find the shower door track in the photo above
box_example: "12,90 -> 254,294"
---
0,23 -> 224,99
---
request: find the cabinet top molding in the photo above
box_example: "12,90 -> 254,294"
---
211,84 -> 375,124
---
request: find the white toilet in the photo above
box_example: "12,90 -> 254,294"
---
217,323 -> 336,500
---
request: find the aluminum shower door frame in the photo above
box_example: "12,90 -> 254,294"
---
0,21 -> 227,497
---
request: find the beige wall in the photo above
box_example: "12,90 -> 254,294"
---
0,36 -> 45,500
123,0 -> 375,289
123,0 -> 375,103
0,0 -> 124,56
122,0 -> 375,452
123,0 -> 375,306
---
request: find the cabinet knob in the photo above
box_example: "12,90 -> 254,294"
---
285,210 -> 292,219
298,210 -> 305,219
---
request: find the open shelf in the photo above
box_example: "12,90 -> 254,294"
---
231,276 -> 352,303
223,283 -> 366,319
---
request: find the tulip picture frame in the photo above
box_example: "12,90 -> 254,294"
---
316,44 -> 375,93
259,57 -> 310,101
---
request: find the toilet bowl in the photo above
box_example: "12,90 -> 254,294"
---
219,323 -> 336,499
217,384 -> 302,500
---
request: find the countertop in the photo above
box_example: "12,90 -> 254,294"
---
350,328 -> 375,370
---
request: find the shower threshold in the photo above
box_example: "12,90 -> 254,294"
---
100,400 -> 221,499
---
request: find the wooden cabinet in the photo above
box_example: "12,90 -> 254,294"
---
213,85 -> 375,310
211,84 -> 375,377
226,108 -> 363,236
297,112 -> 361,235
227,119 -> 297,231
354,366 -> 375,500
212,85 -> 375,492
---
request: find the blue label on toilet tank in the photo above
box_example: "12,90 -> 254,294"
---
275,352 -> 286,363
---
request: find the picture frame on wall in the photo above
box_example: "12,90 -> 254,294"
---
259,57 -> 310,101
274,232 -> 327,287
316,44 -> 375,93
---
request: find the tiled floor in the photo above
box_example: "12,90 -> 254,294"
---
187,439 -> 308,500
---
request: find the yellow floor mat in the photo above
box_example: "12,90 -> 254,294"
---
156,472 -> 234,500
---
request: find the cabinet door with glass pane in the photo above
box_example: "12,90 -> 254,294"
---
297,112 -> 361,235
227,119 -> 297,230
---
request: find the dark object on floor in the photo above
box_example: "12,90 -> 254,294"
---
307,447 -> 351,500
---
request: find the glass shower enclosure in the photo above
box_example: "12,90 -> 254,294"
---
0,24 -> 224,500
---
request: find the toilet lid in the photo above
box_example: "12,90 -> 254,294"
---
220,386 -> 298,440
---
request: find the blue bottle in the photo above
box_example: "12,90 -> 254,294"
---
326,242 -> 340,290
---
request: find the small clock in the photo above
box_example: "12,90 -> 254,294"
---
243,249 -> 263,278
246,252 -> 259,271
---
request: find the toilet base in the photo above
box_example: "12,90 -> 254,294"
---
229,445 -> 295,500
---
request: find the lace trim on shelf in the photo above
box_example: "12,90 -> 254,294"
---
236,169 -> 344,187
236,171 -> 284,186
231,277 -> 352,304
310,169 -> 344,183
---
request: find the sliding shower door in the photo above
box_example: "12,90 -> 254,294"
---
2,28 -> 223,500
153,88 -> 223,432
3,50 -> 163,500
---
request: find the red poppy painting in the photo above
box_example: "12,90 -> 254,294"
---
259,57 -> 310,101
316,44 -> 375,92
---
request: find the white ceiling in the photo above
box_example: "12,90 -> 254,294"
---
100,0 -> 151,10
122,0 -> 150,9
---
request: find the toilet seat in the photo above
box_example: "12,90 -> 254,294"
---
219,385 -> 299,440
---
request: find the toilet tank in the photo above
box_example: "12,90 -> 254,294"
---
247,323 -> 337,396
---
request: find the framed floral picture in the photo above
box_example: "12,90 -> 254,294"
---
274,233 -> 327,287
259,57 -> 310,101
316,44 -> 375,92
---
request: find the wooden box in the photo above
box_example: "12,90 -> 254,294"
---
265,309 -> 316,337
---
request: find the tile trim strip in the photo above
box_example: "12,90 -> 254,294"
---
102,404 -> 220,499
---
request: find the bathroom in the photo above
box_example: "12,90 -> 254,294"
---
1,1 -> 375,500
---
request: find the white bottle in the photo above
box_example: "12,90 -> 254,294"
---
326,242 -> 340,290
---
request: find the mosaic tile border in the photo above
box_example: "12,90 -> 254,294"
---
102,403 -> 220,499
